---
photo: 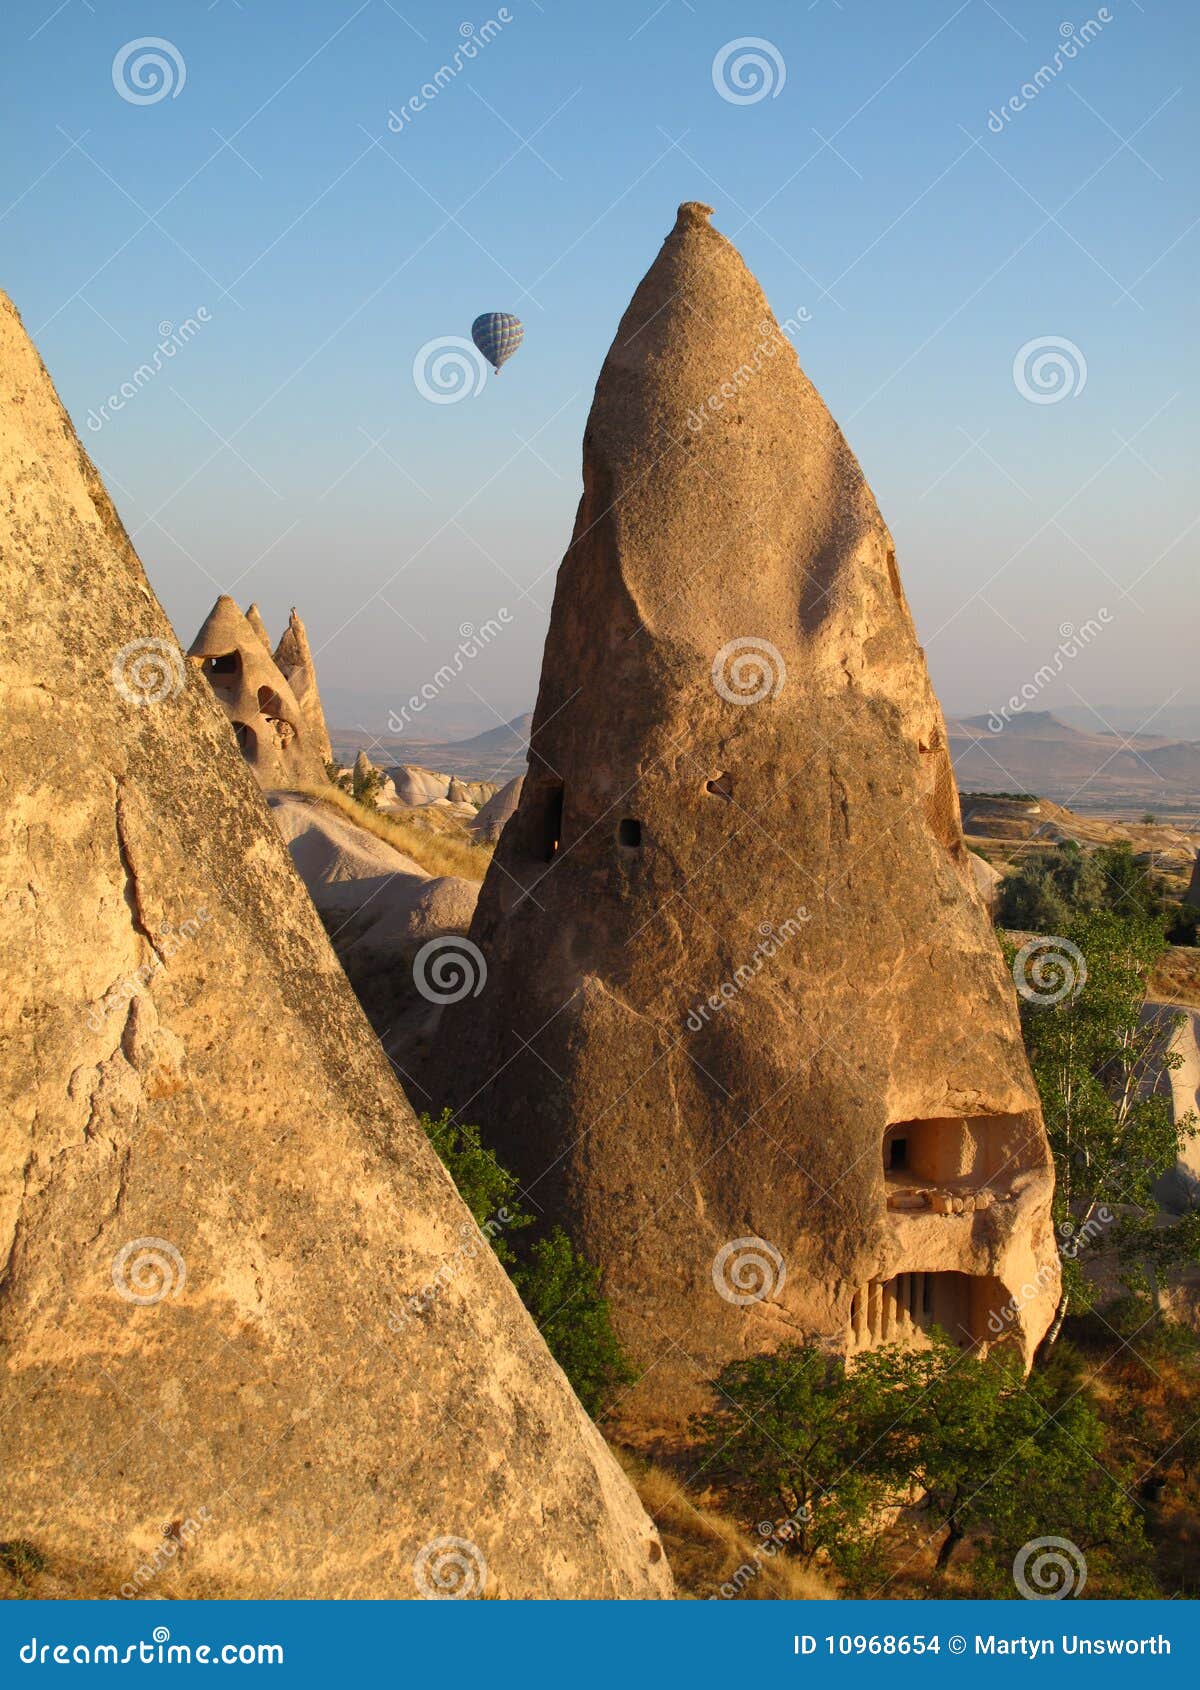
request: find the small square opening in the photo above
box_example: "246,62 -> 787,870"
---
618,818 -> 642,848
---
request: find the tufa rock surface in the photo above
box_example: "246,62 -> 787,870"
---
244,602 -> 271,650
0,289 -> 671,1597
431,205 -> 1059,1431
187,596 -> 326,789
274,607 -> 333,767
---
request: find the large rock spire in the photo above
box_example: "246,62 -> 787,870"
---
0,288 -> 670,1596
432,204 -> 1059,1429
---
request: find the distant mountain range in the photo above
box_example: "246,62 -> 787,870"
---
331,704 -> 1200,807
332,713 -> 533,782
947,711 -> 1200,809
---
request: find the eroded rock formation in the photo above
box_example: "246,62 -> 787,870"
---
244,602 -> 271,650
0,289 -> 671,1597
274,607 -> 333,767
432,204 -> 1059,1430
187,596 -> 325,789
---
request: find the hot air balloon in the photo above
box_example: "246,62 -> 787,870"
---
471,312 -> 524,373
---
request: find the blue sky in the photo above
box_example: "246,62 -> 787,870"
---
3,0 -> 1197,737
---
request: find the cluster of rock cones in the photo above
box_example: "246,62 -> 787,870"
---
0,202 -> 1058,1597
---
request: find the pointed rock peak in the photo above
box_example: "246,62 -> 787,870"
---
675,199 -> 714,228
274,605 -> 313,671
0,288 -> 672,1598
244,601 -> 271,649
187,594 -> 257,659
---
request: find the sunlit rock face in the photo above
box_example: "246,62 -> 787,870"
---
187,597 -> 326,789
0,289 -> 672,1597
432,204 -> 1059,1433
274,606 -> 333,768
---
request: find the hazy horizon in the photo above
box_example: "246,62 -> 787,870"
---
5,0 -> 1197,743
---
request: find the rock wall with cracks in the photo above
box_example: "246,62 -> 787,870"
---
0,288 -> 671,1599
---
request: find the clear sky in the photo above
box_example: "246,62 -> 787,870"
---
4,0 -> 1197,739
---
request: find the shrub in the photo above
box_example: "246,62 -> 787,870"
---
418,1111 -> 633,1417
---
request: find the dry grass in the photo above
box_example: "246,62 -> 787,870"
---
1150,945 -> 1200,1009
293,786 -> 493,884
616,1451 -> 836,1600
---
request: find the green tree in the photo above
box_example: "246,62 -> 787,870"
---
870,1335 -> 1151,1590
419,1108 -> 529,1265
697,1338 -> 1156,1594
418,1110 -> 633,1416
1011,912 -> 1198,1345
512,1229 -> 635,1419
693,1347 -> 895,1582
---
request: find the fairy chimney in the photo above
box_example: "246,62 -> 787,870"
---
431,204 -> 1059,1430
274,607 -> 333,767
244,602 -> 271,649
0,289 -> 670,1597
187,597 -> 325,790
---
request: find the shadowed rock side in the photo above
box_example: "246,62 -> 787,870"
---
274,607 -> 333,767
432,204 -> 1058,1432
0,290 -> 671,1599
187,596 -> 326,790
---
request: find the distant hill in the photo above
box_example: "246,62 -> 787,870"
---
948,711 -> 1200,809
333,713 -> 532,783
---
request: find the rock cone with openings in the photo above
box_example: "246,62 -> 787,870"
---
0,289 -> 671,1597
431,204 -> 1059,1432
188,596 -> 326,790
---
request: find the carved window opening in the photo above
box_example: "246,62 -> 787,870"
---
618,818 -> 642,848
882,1113 -> 1037,1218
538,783 -> 564,862
206,651 -> 240,693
